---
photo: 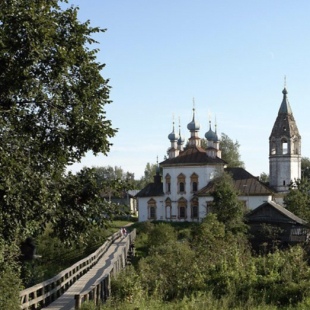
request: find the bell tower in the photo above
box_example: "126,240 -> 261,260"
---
269,86 -> 301,192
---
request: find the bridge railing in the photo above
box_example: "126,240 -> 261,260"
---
75,229 -> 136,309
20,230 -> 122,310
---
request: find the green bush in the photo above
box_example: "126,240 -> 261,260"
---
0,240 -> 21,310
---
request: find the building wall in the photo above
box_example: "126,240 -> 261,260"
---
137,194 -> 273,222
239,195 -> 273,210
269,155 -> 301,192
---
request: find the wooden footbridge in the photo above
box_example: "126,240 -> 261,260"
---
19,229 -> 136,310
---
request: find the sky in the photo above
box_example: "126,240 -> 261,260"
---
67,0 -> 310,180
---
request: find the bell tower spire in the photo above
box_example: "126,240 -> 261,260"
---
269,84 -> 301,192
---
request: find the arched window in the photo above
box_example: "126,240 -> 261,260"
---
281,138 -> 288,155
270,140 -> 276,155
190,173 -> 199,192
178,197 -> 187,219
177,173 -> 186,194
148,198 -> 157,220
165,198 -> 171,219
165,173 -> 171,194
293,138 -> 299,155
191,198 -> 199,218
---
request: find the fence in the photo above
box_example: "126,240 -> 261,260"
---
74,229 -> 136,309
19,230 -> 124,310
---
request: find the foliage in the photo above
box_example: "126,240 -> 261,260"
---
220,133 -> 244,168
33,220 -> 129,282
91,292 -> 279,310
302,157 -> 310,180
0,0 -> 117,245
259,172 -> 269,183
146,222 -> 177,248
92,166 -> 136,198
191,213 -> 226,251
60,220 -> 310,309
49,167 -> 125,243
138,241 -> 202,300
110,266 -> 144,304
0,240 -> 21,310
284,178 -> 310,223
136,162 -> 159,189
210,172 -> 247,233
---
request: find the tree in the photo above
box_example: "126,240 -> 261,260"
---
220,133 -> 244,168
210,172 -> 247,232
284,178 -> 310,223
92,166 -> 135,199
301,157 -> 310,180
0,0 -> 116,243
51,168 -> 123,243
259,172 -> 269,183
137,162 -> 159,188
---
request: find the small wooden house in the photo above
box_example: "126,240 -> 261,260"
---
246,200 -> 310,250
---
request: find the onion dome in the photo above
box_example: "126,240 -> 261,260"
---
205,121 -> 217,141
177,126 -> 185,146
168,122 -> 178,141
187,108 -> 200,131
214,123 -> 219,142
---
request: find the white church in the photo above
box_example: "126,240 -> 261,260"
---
136,87 -> 301,222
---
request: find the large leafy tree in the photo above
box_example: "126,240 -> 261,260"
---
284,178 -> 310,223
210,172 -> 247,233
136,162 -> 159,189
0,0 -> 116,242
199,133 -> 244,167
220,133 -> 244,168
92,166 -> 135,199
52,168 -> 122,243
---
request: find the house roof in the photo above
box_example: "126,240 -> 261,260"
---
160,146 -> 226,166
246,200 -> 308,226
196,167 -> 274,196
135,182 -> 164,198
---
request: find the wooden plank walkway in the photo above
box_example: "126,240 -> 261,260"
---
42,236 -> 128,310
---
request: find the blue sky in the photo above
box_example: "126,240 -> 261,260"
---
67,0 -> 310,179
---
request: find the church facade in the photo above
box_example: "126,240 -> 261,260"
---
136,87 -> 301,222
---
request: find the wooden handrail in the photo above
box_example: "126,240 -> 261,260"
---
20,230 -> 122,310
74,229 -> 136,309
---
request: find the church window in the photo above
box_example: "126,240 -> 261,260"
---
281,139 -> 288,154
271,141 -> 276,155
293,138 -> 299,155
191,198 -> 199,218
178,198 -> 187,219
190,173 -> 199,192
148,199 -> 157,220
180,206 -> 186,218
206,201 -> 214,214
283,180 -> 286,186
177,173 -> 186,194
165,198 -> 171,219
165,174 -> 171,194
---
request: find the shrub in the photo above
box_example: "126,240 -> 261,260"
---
0,240 -> 21,310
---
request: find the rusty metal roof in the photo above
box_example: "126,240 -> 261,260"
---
135,182 -> 164,198
160,146 -> 226,166
196,167 -> 274,196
